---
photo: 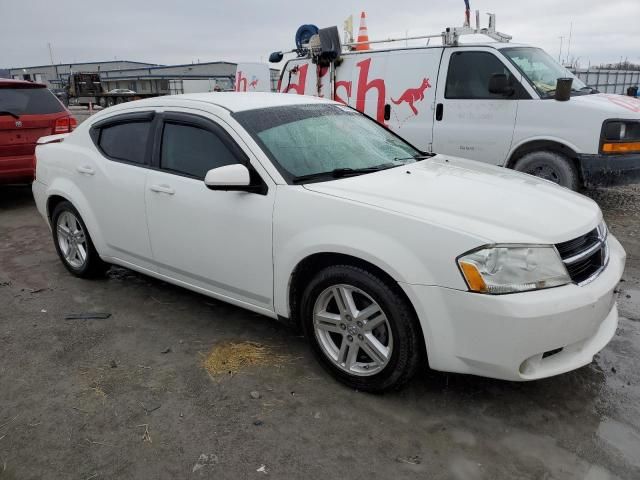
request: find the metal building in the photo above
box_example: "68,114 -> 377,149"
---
8,61 -> 159,90
7,61 -> 280,93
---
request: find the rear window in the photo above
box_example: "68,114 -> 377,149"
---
0,87 -> 65,115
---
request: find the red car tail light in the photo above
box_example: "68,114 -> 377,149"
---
54,116 -> 78,134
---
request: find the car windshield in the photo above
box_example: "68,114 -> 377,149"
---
234,104 -> 421,183
0,86 -> 65,115
502,47 -> 588,98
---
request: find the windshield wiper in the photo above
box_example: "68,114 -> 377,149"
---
0,110 -> 20,119
393,153 -> 433,162
292,164 -> 396,184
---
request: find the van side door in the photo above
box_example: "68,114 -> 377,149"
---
432,48 -> 529,164
384,48 -> 443,150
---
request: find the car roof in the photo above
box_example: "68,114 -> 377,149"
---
109,92 -> 335,113
0,78 -> 47,89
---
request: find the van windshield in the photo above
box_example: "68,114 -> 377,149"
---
502,47 -> 589,98
234,104 -> 423,183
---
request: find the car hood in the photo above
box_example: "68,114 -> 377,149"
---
570,93 -> 640,118
303,156 -> 602,245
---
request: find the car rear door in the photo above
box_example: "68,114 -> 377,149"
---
432,48 -> 527,164
82,111 -> 155,262
144,110 -> 275,311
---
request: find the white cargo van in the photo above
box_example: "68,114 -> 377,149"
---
272,22 -> 640,190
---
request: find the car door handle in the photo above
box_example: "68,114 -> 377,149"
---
76,165 -> 95,175
435,103 -> 444,121
150,184 -> 175,195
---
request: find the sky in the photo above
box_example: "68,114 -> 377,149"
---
1,0 -> 639,69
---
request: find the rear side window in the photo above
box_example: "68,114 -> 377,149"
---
160,123 -> 238,178
0,87 -> 65,115
445,52 -> 515,99
99,121 -> 151,164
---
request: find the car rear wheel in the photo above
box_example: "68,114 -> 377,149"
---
513,150 -> 579,190
51,201 -> 107,278
300,265 -> 423,392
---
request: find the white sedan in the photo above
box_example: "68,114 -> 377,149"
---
33,93 -> 625,392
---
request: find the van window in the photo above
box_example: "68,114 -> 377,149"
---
99,121 -> 151,164
160,123 -> 238,179
445,52 -> 515,99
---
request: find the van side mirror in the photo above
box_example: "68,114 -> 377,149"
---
555,78 -> 573,101
488,73 -> 514,96
269,52 -> 284,63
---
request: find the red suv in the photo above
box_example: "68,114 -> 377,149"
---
0,79 -> 77,184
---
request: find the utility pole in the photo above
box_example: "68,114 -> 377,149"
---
566,22 -> 573,66
558,36 -> 564,63
48,42 -> 59,88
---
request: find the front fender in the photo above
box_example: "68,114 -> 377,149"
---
272,187 -> 479,318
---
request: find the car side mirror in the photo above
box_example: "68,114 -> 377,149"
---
204,164 -> 251,191
488,73 -> 514,96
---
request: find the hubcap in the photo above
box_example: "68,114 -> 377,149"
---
56,211 -> 88,269
312,284 -> 393,376
527,164 -> 560,183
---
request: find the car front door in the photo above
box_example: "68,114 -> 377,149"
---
144,110 -> 275,312
432,48 -> 527,164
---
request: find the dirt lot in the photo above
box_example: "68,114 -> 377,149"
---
1,184 -> 639,480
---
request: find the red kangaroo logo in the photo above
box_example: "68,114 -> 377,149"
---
391,78 -> 432,115
249,79 -> 259,89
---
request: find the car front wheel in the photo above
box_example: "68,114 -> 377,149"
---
301,265 -> 423,392
51,201 -> 107,278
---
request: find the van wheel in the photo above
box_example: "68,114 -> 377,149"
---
300,265 -> 423,392
51,201 -> 107,278
513,150 -> 579,190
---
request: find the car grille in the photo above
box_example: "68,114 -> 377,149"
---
555,224 -> 609,285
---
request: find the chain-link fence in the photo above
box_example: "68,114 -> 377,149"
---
569,68 -> 640,95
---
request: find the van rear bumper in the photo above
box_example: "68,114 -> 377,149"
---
578,153 -> 640,187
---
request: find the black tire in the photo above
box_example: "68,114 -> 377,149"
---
106,97 -> 114,107
99,97 -> 107,108
513,150 -> 579,190
51,201 -> 107,278
300,265 -> 423,392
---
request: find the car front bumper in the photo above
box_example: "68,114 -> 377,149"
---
578,153 -> 640,187
401,234 -> 626,381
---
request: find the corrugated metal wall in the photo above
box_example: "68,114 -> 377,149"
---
570,68 -> 640,94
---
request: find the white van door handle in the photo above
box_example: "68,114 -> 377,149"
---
150,184 -> 175,195
76,165 -> 95,175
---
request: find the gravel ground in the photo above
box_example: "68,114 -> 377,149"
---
1,184 -> 639,480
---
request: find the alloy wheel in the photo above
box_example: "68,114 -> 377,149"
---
56,211 -> 88,269
312,284 -> 393,376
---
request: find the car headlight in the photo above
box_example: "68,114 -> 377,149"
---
457,245 -> 570,294
601,120 -> 640,154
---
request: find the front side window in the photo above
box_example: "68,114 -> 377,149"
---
446,51 -> 516,99
234,104 -> 420,182
160,123 -> 238,179
502,47 -> 587,98
99,121 -> 151,164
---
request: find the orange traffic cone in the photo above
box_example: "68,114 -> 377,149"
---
355,11 -> 370,51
